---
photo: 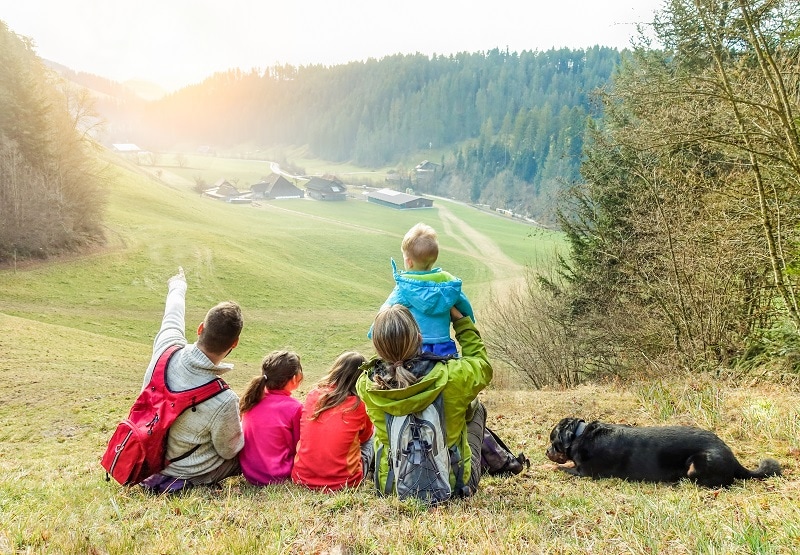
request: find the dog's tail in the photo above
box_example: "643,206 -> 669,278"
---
736,458 -> 782,480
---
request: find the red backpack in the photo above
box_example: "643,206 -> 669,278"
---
101,345 -> 230,486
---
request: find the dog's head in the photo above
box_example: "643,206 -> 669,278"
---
546,418 -> 585,464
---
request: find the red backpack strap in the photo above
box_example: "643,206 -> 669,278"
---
165,377 -> 229,466
149,345 -> 230,465
149,343 -> 229,404
151,344 -> 229,405
184,376 -> 229,410
148,344 -> 183,391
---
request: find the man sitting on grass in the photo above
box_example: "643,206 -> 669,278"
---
139,267 -> 244,492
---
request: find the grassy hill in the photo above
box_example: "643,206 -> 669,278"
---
1,154 -> 797,554
2,151 -> 562,377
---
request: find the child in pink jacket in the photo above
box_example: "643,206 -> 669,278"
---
239,350 -> 303,486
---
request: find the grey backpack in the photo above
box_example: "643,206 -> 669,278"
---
384,394 -> 464,505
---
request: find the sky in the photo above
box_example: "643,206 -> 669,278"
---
2,0 -> 664,92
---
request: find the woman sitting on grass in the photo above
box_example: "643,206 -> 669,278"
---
239,350 -> 304,486
356,304 -> 491,499
292,352 -> 375,491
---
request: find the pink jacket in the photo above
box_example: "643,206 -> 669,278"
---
240,390 -> 302,485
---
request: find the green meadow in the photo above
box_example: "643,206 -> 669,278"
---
1,154 -> 798,554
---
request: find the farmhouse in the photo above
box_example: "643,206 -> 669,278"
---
251,174 -> 304,199
414,159 -> 442,186
305,176 -> 347,201
111,143 -> 146,163
366,188 -> 433,210
203,179 -> 252,204
414,160 -> 441,173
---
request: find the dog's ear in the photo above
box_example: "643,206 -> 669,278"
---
550,418 -> 570,444
560,419 -> 584,449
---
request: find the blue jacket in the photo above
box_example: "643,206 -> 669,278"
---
370,259 -> 475,345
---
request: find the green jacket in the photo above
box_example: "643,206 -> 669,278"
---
356,316 -> 492,495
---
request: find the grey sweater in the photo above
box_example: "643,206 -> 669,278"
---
141,278 -> 244,478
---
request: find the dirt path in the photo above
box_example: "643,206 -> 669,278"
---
436,204 -> 525,305
437,204 -> 521,279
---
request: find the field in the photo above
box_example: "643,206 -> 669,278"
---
1,153 -> 798,554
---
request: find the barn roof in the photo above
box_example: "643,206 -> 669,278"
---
306,176 -> 346,193
112,143 -> 142,152
367,188 -> 422,205
415,160 -> 441,171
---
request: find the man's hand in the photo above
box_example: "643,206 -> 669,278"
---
168,266 -> 186,286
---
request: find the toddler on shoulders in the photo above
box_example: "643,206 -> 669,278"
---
371,222 -> 474,357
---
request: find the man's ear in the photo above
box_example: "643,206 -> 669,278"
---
231,337 -> 239,349
197,322 -> 204,336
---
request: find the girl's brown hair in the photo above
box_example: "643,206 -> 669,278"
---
239,350 -> 302,414
310,351 -> 366,419
370,305 -> 421,390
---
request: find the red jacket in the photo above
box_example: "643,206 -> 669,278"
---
292,387 -> 373,490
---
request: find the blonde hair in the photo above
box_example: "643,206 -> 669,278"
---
401,223 -> 438,270
371,305 -> 422,390
239,350 -> 302,414
310,351 -> 366,419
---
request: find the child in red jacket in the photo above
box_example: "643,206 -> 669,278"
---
292,352 -> 374,491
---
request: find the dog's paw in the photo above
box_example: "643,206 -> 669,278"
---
542,461 -> 575,472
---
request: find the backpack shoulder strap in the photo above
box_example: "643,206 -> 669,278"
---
182,377 -> 229,410
155,346 -> 230,465
154,344 -> 230,404
147,344 -> 183,390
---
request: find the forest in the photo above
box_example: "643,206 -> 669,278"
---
483,0 -> 800,384
92,46 -> 622,223
0,21 -> 106,262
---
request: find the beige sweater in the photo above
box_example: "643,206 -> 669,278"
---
141,278 -> 244,479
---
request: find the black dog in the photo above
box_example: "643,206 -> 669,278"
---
546,418 -> 781,488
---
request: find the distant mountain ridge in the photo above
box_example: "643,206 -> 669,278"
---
39,48 -> 623,224
42,59 -> 167,101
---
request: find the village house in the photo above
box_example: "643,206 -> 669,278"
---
251,174 -> 304,199
414,159 -> 442,187
305,176 -> 347,201
203,178 -> 251,204
111,143 -> 145,164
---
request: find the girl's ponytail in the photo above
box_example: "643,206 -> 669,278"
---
239,375 -> 267,414
373,360 -> 417,390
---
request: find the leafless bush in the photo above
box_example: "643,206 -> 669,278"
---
482,266 -> 587,388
